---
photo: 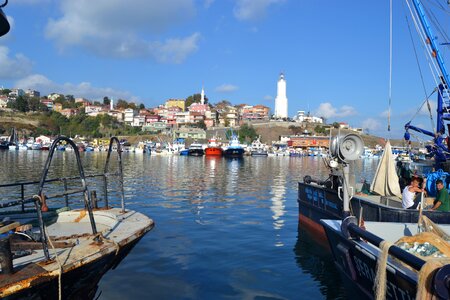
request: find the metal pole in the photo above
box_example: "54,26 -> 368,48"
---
343,164 -> 350,217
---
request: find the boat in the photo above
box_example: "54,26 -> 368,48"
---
250,136 -> 268,157
223,134 -> 245,158
0,136 -> 154,298
298,134 -> 450,239
205,137 -> 223,156
188,141 -> 205,156
321,217 -> 450,299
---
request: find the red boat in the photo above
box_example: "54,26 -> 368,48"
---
205,137 -> 223,156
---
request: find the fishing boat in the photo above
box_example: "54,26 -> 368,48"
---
188,141 -> 205,156
223,134 -> 245,158
205,137 -> 223,156
298,134 -> 450,240
321,217 -> 450,299
250,136 -> 268,157
0,136 -> 154,298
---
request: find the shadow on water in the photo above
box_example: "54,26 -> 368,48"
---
294,224 -> 348,300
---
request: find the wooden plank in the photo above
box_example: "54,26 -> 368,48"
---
0,222 -> 20,234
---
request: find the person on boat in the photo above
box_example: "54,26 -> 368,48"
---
431,179 -> 450,212
402,177 -> 425,209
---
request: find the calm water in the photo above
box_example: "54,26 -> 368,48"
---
0,151 -> 380,299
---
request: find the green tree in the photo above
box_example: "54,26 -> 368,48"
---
65,95 -> 75,103
214,100 -> 231,110
186,93 -> 208,107
116,99 -> 128,109
197,120 -> 207,130
103,96 -> 111,106
332,122 -> 340,129
314,125 -> 326,134
1,88 -> 11,95
139,103 -> 145,110
238,124 -> 257,143
128,102 -> 137,110
15,96 -> 29,112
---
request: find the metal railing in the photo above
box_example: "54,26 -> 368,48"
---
0,136 -> 124,260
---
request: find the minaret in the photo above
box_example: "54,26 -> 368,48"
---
110,98 -> 114,111
274,73 -> 288,118
201,86 -> 205,105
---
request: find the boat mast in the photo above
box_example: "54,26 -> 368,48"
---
404,0 -> 450,163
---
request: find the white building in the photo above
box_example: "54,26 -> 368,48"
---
274,73 -> 288,118
293,111 -> 323,124
124,108 -> 137,125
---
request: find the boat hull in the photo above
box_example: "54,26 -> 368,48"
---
251,150 -> 268,156
298,182 -> 450,238
321,220 -> 418,300
188,149 -> 204,156
224,148 -> 244,158
205,147 -> 223,156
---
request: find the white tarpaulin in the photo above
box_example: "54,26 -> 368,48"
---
370,140 -> 402,198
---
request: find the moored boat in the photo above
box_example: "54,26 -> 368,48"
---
188,141 -> 205,156
205,137 -> 223,156
298,135 -> 450,240
250,136 -> 268,157
223,134 -> 244,158
321,217 -> 450,299
0,136 -> 154,298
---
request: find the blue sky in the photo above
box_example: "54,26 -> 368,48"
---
1,0 -> 450,139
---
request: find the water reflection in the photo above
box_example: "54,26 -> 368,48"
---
0,151 -> 380,299
294,225 -> 348,299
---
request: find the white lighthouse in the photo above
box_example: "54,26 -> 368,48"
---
274,73 -> 288,119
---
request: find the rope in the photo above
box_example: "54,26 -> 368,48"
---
44,226 -> 63,300
373,240 -> 393,300
416,258 -> 450,300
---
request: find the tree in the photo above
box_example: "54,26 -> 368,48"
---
139,103 -> 145,110
214,100 -> 231,110
332,122 -> 340,129
116,99 -> 128,109
197,120 -> 207,130
128,102 -> 137,110
238,124 -> 258,143
103,96 -> 111,106
65,95 -> 75,103
314,125 -> 326,134
28,97 -> 47,112
15,96 -> 29,112
93,101 -> 102,106
0,88 -> 11,95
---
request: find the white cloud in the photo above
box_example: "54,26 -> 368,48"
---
233,0 -> 285,21
15,74 -> 137,101
0,46 -> 33,79
215,84 -> 239,93
314,102 -> 357,119
361,118 -> 381,131
45,0 -> 200,62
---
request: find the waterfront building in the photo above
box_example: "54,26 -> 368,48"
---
8,88 -> 24,99
274,73 -> 288,119
0,95 -> 8,108
85,105 -> 104,116
25,89 -> 40,98
293,111 -> 323,124
174,128 -> 206,140
124,108 -> 137,125
142,122 -> 168,133
287,135 -> 330,149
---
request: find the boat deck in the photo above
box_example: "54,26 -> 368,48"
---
0,208 -> 154,297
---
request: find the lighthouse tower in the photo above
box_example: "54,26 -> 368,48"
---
274,73 -> 288,119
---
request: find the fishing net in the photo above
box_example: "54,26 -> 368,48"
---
395,215 -> 450,259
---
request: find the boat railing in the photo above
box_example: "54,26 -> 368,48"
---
0,136 -> 125,260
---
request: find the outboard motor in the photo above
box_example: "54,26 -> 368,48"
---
0,0 -> 10,37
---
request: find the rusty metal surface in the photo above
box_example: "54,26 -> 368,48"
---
0,209 -> 154,297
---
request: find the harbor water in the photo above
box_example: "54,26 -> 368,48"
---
0,151 -> 380,299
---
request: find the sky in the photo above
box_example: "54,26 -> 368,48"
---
1,0 -> 450,139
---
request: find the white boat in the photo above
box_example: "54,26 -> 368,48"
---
250,137 -> 268,156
